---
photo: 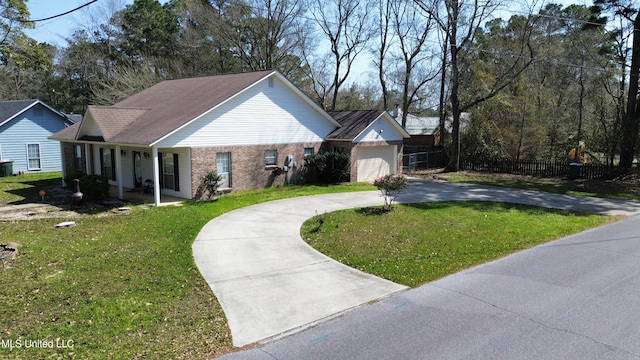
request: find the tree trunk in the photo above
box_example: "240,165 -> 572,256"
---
445,2 -> 460,172
620,10 -> 640,168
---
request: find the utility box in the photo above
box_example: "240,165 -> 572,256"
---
569,162 -> 583,179
0,160 -> 13,177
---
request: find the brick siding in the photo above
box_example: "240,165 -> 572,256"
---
191,142 -> 323,199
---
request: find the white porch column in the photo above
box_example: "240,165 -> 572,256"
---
84,143 -> 91,174
152,147 -> 160,206
115,145 -> 124,199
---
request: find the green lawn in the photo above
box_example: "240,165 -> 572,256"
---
0,172 -> 63,204
0,173 -> 621,359
302,202 -> 614,287
0,174 -> 374,359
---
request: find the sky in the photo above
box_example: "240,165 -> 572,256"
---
24,0 -> 160,47
23,0 -> 590,85
24,0 -> 593,48
25,1 -> 109,47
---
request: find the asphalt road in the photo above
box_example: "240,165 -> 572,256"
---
216,182 -> 640,359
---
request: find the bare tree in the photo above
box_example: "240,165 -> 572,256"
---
415,0 -> 535,171
390,0 -> 439,127
230,0 -> 311,78
309,0 -> 373,111
374,0 -> 393,111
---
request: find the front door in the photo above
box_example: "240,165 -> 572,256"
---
133,151 -> 143,188
216,152 -> 231,189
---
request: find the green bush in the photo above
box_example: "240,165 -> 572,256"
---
202,170 -> 223,199
373,174 -> 407,210
64,172 -> 110,201
303,152 -> 350,184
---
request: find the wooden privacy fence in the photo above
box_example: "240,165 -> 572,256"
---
460,159 -> 615,179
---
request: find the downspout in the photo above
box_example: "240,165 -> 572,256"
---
152,147 -> 160,206
115,145 -> 124,199
60,142 -> 67,187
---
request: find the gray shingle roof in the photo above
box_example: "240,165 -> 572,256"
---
326,110 -> 385,140
0,100 -> 38,125
51,71 -> 276,145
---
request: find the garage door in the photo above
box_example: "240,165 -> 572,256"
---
357,145 -> 397,182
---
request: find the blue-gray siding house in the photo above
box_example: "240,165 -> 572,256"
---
0,100 -> 74,174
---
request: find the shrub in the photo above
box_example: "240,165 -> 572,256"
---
202,170 -> 223,200
303,152 -> 350,184
63,172 -> 110,201
374,174 -> 407,210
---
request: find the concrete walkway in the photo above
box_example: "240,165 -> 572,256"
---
192,179 -> 640,347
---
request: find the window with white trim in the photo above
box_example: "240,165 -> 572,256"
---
101,148 -> 115,180
27,144 -> 41,170
74,145 -> 83,171
304,147 -> 314,157
161,152 -> 180,191
265,150 -> 277,167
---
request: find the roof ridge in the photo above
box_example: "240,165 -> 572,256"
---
158,69 -> 275,83
89,105 -> 151,110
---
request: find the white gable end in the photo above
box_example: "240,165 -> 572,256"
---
355,118 -> 406,143
157,77 -> 337,148
77,113 -> 102,138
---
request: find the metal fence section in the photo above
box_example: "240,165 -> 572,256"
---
460,158 -> 616,179
403,150 -> 444,172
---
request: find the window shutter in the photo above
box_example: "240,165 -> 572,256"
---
99,148 -> 104,175
173,153 -> 180,192
110,149 -> 116,180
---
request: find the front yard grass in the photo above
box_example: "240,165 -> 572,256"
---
0,176 -> 374,360
0,172 -> 63,204
302,202 -> 614,287
0,172 -> 621,358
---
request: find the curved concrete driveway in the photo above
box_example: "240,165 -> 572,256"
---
193,179 -> 640,347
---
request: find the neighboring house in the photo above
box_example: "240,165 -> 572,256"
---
327,110 -> 409,182
0,99 -> 75,174
394,110 -> 440,147
50,71 -> 407,206
395,110 -> 469,148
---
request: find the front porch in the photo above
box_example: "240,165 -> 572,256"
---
109,186 -> 185,206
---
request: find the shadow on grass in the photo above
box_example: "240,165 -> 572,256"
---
356,207 -> 391,216
403,200 -> 591,216
3,177 -> 65,205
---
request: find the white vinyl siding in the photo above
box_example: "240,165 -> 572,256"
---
155,77 -> 337,148
27,144 -> 41,170
354,118 -> 406,143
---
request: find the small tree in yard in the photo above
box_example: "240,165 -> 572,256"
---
374,174 -> 407,211
202,170 -> 223,200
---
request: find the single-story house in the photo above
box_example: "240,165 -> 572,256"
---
50,71 -> 408,206
0,99 -> 75,174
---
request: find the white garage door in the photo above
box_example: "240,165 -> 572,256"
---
357,145 -> 397,182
